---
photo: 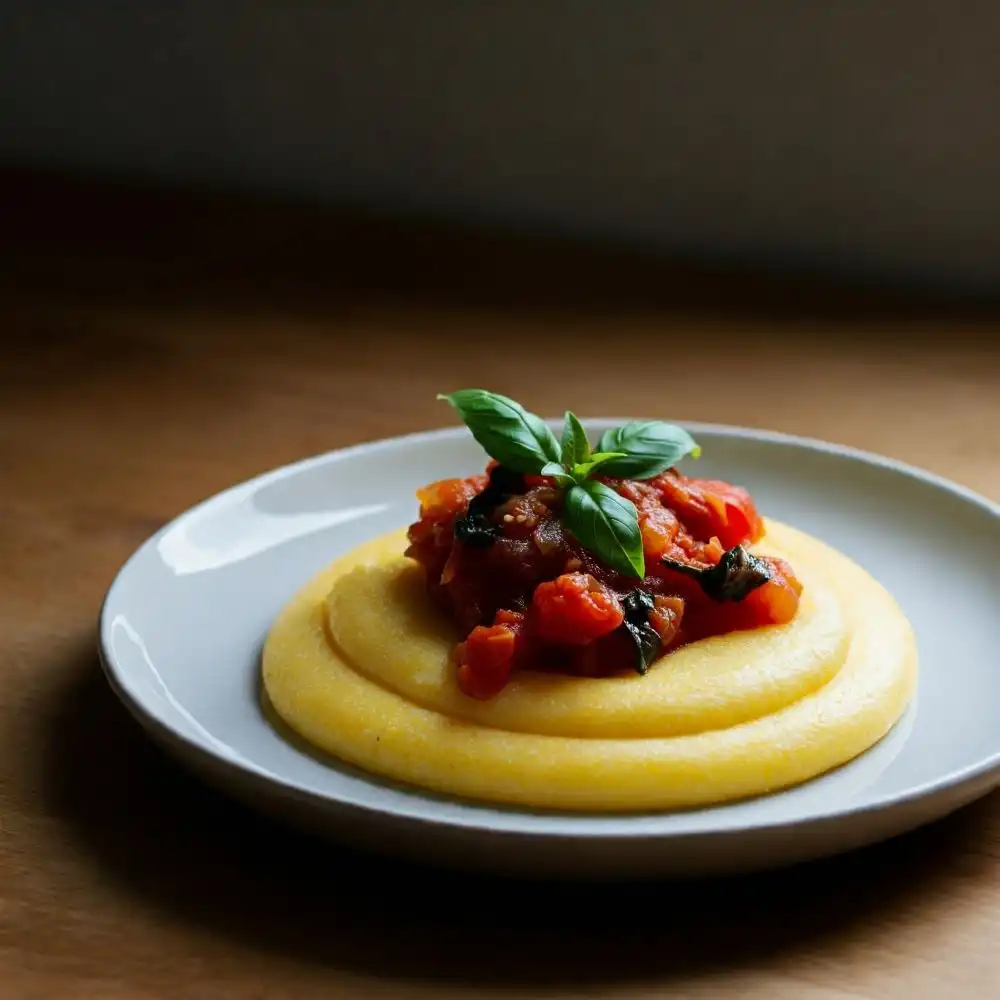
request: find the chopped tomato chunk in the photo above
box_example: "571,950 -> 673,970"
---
652,472 -> 763,548
742,556 -> 802,625
531,573 -> 625,645
457,617 -> 520,699
416,476 -> 486,521
649,595 -> 685,647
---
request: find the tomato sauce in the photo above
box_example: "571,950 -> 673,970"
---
406,462 -> 802,699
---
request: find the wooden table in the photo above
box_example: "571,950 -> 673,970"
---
3,170 -> 1000,999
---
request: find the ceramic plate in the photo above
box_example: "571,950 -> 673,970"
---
99,422 -> 1000,878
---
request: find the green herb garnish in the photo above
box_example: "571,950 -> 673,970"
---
597,421 -> 702,480
438,389 -> 700,578
560,410 -> 591,468
661,545 -> 772,601
437,390 -> 561,474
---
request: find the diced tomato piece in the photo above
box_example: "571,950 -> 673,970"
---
416,475 -> 485,521
531,573 -> 624,645
612,480 -> 660,506
742,556 -> 802,625
638,504 -> 681,560
652,473 -> 712,538
697,479 -> 764,547
493,608 -> 525,628
457,622 -> 518,699
649,595 -> 685,647
653,473 -> 762,548
611,480 -> 683,562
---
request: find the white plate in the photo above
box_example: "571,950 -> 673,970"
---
99,422 -> 1000,878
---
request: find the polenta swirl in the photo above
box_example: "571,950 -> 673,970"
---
262,520 -> 916,812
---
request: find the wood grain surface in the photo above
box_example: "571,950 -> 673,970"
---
3,170 -> 1000,999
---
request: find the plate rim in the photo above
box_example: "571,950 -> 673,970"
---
98,419 -> 1000,841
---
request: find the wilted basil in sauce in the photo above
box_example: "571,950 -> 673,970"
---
453,465 -> 525,548
618,589 -> 662,675
661,545 -> 772,602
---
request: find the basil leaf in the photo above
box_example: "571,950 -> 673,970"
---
439,390 -> 561,474
560,411 -> 591,468
661,545 -> 772,602
540,460 -> 574,487
619,590 -> 661,675
596,421 -> 701,479
563,480 -> 645,578
571,451 -> 627,481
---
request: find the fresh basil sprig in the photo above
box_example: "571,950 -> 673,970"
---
438,389 -> 561,474
560,410 -> 591,467
597,421 -> 701,479
438,390 -> 701,579
572,451 -> 629,480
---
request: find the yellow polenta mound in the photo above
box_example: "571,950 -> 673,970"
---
262,520 -> 916,811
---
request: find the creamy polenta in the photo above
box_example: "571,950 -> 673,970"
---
262,520 -> 916,812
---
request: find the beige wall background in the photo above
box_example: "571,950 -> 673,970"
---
3,2 -> 998,290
